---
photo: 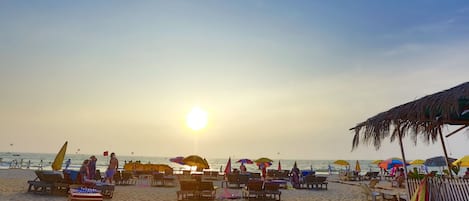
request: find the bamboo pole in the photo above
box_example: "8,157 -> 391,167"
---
445,125 -> 468,138
438,126 -> 453,178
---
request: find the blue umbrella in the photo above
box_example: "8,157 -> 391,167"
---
236,159 -> 253,164
379,158 -> 408,170
424,156 -> 456,167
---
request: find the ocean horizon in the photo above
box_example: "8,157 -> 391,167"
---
1,152 -> 381,174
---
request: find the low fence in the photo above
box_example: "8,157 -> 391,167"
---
407,177 -> 469,201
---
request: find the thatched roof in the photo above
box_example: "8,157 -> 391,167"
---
351,82 -> 469,150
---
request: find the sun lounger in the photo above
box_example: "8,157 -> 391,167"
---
198,181 -> 217,200
177,180 -> 198,200
242,180 -> 265,200
264,182 -> 281,201
27,170 -> 69,195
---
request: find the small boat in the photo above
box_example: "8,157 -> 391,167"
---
12,154 -> 20,156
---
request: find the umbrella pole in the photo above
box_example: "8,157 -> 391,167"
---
438,126 -> 453,178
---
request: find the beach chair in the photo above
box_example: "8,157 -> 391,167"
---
243,180 -> 264,200
27,170 -> 68,195
264,182 -> 281,201
163,168 -> 177,186
198,181 -> 217,200
312,176 -> 328,190
152,172 -> 165,186
113,170 -> 122,185
225,173 -> 241,188
177,180 -> 198,200
302,175 -> 315,189
121,171 -> 136,185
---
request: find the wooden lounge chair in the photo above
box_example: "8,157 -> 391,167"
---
311,176 -> 328,190
27,170 -> 68,195
121,171 -> 136,185
163,169 -> 177,186
198,181 -> 217,200
177,180 -> 198,200
264,182 -> 281,201
243,180 -> 264,200
152,173 -> 165,187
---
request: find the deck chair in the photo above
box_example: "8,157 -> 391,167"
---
113,170 -> 122,185
27,170 -> 68,195
243,180 -> 264,200
264,182 -> 281,201
312,176 -> 328,190
198,181 -> 217,200
177,180 -> 198,201
121,171 -> 136,185
163,168 -> 176,186
226,173 -> 241,188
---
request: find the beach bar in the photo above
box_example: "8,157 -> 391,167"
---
351,82 -> 469,201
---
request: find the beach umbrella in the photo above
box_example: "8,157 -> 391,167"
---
236,159 -> 253,164
379,158 -> 407,170
170,156 -> 185,165
355,160 -> 361,172
255,157 -> 273,163
333,160 -> 350,166
182,155 -> 210,169
424,156 -> 456,167
151,164 -> 173,172
293,161 -> 298,169
52,141 -> 67,171
224,157 -> 231,176
278,160 -> 282,171
452,155 -> 469,167
410,159 -> 425,165
371,160 -> 383,165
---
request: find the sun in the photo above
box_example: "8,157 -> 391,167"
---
186,106 -> 208,131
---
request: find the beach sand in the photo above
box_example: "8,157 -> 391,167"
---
0,169 -> 366,201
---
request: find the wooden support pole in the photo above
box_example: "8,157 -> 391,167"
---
438,126 -> 453,178
396,122 -> 410,198
445,125 -> 468,138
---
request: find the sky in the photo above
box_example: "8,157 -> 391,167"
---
1,1 -> 469,161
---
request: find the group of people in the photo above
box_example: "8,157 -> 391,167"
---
78,152 -> 119,184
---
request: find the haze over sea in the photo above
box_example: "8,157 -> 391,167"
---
2,152 -> 461,176
1,152 -> 378,174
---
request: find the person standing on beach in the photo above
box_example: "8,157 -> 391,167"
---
105,153 -> 118,184
88,156 -> 97,180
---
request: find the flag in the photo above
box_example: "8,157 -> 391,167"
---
103,151 -> 109,156
278,160 -> 282,171
224,157 -> 231,176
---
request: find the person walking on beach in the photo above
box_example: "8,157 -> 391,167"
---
65,159 -> 71,170
105,152 -> 118,184
88,156 -> 97,180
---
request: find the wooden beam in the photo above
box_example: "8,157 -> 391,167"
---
445,125 -> 469,138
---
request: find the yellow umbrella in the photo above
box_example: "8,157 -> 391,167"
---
453,155 -> 469,167
355,160 -> 361,172
371,160 -> 383,165
51,141 -> 67,171
410,159 -> 425,165
333,160 -> 350,166
182,155 -> 210,169
254,157 -> 273,163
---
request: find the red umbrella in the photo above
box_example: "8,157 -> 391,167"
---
236,159 -> 253,164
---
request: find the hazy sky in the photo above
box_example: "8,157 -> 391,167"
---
1,1 -> 469,160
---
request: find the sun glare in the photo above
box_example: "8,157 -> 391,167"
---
186,107 -> 208,131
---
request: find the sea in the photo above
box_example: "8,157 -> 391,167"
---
0,152 -> 450,175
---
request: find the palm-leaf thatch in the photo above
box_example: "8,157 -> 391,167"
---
351,82 -> 469,150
